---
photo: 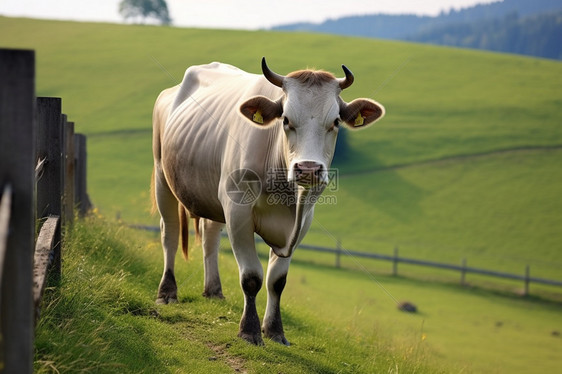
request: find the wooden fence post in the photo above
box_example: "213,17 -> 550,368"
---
0,48 -> 36,374
74,133 -> 92,216
36,97 -> 63,219
62,117 -> 75,227
335,239 -> 341,268
393,247 -> 399,276
460,258 -> 467,286
524,265 -> 530,296
36,97 -> 63,279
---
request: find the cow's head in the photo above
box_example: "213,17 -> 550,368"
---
240,58 -> 384,188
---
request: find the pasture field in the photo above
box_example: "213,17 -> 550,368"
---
1,17 -> 560,278
304,147 -> 562,280
35,217 -> 444,373
35,217 -> 562,373
2,16 -> 561,373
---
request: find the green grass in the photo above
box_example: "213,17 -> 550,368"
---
35,217 -> 444,373
35,216 -> 562,373
282,251 -> 562,374
306,147 -> 562,280
2,16 -> 562,373
2,16 -> 559,274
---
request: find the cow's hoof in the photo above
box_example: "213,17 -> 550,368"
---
155,297 -> 166,305
267,334 -> 290,346
155,296 -> 178,305
203,283 -> 224,299
202,290 -> 224,299
238,332 -> 264,346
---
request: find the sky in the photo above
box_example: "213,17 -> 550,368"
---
0,0 -> 500,30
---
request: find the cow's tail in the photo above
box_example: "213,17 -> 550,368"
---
178,209 -> 203,260
193,216 -> 201,245
150,167 -> 157,216
179,205 -> 189,260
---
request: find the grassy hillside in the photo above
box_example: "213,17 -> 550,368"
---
305,148 -> 562,280
35,217 -> 445,373
36,216 -> 562,373
1,17 -> 559,278
2,16 -> 562,372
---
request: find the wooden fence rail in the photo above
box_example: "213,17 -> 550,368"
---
296,243 -> 562,295
131,225 -> 562,297
0,48 -> 91,374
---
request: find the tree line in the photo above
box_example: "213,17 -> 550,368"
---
273,0 -> 562,61
409,11 -> 562,60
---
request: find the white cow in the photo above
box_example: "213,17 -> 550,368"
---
152,58 -> 384,345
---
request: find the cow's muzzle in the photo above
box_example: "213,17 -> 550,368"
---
293,161 -> 326,188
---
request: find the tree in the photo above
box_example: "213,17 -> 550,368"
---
119,0 -> 172,26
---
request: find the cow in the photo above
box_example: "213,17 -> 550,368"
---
151,58 -> 384,345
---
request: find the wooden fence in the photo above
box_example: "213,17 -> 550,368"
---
131,224 -> 562,297
0,48 -> 91,373
296,243 -> 562,295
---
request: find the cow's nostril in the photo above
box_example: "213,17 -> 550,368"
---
296,161 -> 322,173
293,161 -> 324,186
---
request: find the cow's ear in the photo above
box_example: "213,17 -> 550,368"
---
240,96 -> 283,127
339,98 -> 385,130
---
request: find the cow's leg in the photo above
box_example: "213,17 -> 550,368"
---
155,169 -> 180,305
262,249 -> 291,345
226,219 -> 264,345
200,218 -> 225,298
238,266 -> 264,345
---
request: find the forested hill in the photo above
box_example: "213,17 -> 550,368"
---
272,0 -> 562,60
411,11 -> 562,60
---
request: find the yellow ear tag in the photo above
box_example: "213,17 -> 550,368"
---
253,110 -> 264,124
354,113 -> 364,126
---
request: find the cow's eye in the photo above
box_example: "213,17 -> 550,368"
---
329,119 -> 340,132
283,117 -> 295,131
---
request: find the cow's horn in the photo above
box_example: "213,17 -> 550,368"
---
338,65 -> 354,90
262,57 -> 284,88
